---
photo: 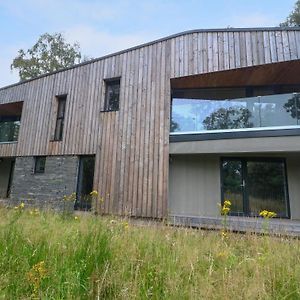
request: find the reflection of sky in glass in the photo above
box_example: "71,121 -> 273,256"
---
171,93 -> 297,133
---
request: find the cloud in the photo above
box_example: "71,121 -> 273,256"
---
65,25 -> 158,58
0,46 -> 20,87
230,12 -> 279,27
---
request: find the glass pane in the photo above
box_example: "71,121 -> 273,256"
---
171,92 -> 300,134
247,161 -> 288,217
260,93 -> 297,127
106,80 -> 120,111
222,160 -> 243,214
0,121 -> 20,142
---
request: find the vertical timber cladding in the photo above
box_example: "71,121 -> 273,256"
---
0,29 -> 300,218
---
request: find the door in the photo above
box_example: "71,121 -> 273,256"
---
75,155 -> 95,211
221,158 -> 290,218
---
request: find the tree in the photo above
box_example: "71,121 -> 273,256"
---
203,107 -> 253,130
11,33 -> 83,81
280,0 -> 300,27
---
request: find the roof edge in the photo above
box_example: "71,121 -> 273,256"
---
1,26 -> 300,91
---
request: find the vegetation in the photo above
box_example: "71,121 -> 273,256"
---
11,33 -> 86,81
281,0 -> 300,27
0,206 -> 300,299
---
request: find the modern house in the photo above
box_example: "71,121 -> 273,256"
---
1,27 -> 300,229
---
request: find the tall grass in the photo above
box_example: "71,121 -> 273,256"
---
0,207 -> 300,299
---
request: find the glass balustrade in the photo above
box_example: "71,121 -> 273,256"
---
171,93 -> 300,134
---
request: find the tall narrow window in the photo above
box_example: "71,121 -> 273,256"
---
54,95 -> 67,141
104,78 -> 120,111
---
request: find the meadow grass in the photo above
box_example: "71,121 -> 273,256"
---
0,207 -> 300,299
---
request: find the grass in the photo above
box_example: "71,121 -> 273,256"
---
1,207 -> 300,299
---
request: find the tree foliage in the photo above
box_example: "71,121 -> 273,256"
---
203,107 -> 253,130
280,0 -> 300,27
11,33 -> 83,81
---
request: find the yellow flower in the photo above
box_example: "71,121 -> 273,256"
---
224,200 -> 231,207
74,216 -> 79,220
90,190 -> 98,197
259,210 -> 277,219
20,202 -> 25,209
123,221 -> 129,230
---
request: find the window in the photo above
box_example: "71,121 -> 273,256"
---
54,95 -> 67,141
0,101 -> 23,143
171,86 -> 300,134
221,158 -> 290,218
34,156 -> 46,174
103,78 -> 120,111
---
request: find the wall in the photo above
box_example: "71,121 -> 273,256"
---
0,158 -> 13,198
10,156 -> 78,209
286,156 -> 300,220
169,155 -> 220,217
1,28 -> 300,218
170,136 -> 300,155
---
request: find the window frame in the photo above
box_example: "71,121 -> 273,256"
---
220,157 -> 291,218
53,94 -> 67,141
34,156 -> 46,174
102,77 -> 121,112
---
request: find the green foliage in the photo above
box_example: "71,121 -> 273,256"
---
11,33 -> 83,81
203,107 -> 253,130
280,0 -> 300,27
0,208 -> 300,298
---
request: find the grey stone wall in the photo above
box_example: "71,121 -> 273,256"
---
9,156 -> 78,210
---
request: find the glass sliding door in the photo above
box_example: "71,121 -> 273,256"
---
222,160 -> 244,215
221,158 -> 290,218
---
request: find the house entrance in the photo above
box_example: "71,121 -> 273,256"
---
75,155 -> 95,211
221,158 -> 290,218
0,158 -> 15,198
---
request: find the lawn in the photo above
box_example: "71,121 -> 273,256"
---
0,206 -> 300,299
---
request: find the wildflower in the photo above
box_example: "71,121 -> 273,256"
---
123,221 -> 129,230
110,219 -> 117,224
90,190 -> 98,197
74,216 -> 79,220
221,230 -> 228,239
224,200 -> 231,207
259,210 -> 277,219
14,206 -> 19,210
27,261 -> 47,296
20,202 -> 25,209
220,200 -> 231,216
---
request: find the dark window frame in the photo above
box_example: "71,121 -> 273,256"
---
220,156 -> 291,219
34,156 -> 46,174
102,77 -> 121,112
53,94 -> 67,141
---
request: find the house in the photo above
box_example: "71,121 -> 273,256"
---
1,27 -> 300,230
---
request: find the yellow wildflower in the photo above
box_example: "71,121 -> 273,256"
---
90,190 -> 98,197
74,216 -> 79,220
259,210 -> 277,219
20,202 -> 25,209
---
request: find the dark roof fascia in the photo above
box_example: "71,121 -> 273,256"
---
1,26 -> 300,91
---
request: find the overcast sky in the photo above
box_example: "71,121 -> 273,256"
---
0,0 -> 296,87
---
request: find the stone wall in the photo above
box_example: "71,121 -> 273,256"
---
9,155 -> 78,210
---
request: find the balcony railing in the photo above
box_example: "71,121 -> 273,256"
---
171,92 -> 300,135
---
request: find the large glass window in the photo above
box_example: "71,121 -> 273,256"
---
221,158 -> 289,218
171,87 -> 300,134
0,117 -> 20,143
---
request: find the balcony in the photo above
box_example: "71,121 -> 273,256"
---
170,91 -> 300,141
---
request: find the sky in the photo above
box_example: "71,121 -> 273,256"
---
0,0 -> 296,88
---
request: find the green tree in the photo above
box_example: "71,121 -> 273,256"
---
280,0 -> 300,27
11,33 -> 84,81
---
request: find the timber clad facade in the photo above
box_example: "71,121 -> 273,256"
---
1,28 -> 300,227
